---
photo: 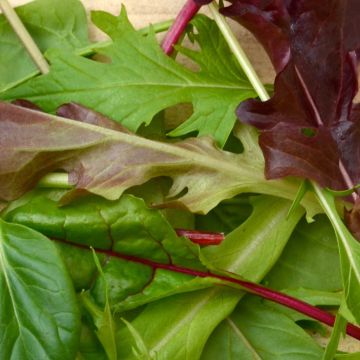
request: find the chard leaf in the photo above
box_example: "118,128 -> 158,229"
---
0,219 -> 80,359
231,0 -> 360,191
265,215 -> 342,292
4,190 -> 211,311
0,0 -> 90,92
201,296 -> 323,360
116,196 -> 303,360
0,102 -> 320,216
1,8 -> 256,147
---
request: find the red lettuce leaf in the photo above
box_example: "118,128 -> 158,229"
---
232,0 -> 360,191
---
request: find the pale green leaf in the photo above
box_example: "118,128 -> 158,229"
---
201,296 -> 323,360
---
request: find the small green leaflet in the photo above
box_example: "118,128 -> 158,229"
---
1,8 -> 255,147
0,219 -> 80,360
0,0 -> 90,92
81,250 -> 117,360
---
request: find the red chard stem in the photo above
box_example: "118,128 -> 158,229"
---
54,238 -> 360,341
161,0 -> 201,55
175,229 -> 224,245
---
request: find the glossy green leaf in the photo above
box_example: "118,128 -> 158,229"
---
0,219 -> 80,359
265,215 -> 342,292
115,196 -> 304,359
201,296 -> 323,360
1,9 -> 257,147
4,189 -> 212,311
0,0 -> 89,92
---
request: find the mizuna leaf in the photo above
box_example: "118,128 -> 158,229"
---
115,196 -> 303,360
201,296 -> 323,360
0,0 -> 90,92
1,8 -> 256,147
0,219 -> 80,359
0,102 -> 320,216
231,0 -> 360,192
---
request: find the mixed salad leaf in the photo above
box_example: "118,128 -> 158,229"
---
1,0 -> 360,358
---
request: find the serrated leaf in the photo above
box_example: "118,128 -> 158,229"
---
0,0 -> 90,92
0,219 -> 80,359
0,102 -> 320,216
1,8 -> 256,147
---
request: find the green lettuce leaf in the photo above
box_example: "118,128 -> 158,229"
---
0,0 -> 90,92
0,219 -> 80,359
1,8 -> 256,147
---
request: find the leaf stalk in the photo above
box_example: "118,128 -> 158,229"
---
53,237 -> 360,341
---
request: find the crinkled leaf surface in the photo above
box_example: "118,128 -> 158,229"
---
0,102 -> 320,215
116,196 -> 303,360
0,219 -> 80,359
201,296 -> 323,360
0,0 -> 89,92
4,190 -> 213,312
1,9 -> 255,147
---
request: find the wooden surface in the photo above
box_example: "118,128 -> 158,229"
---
5,0 -> 360,353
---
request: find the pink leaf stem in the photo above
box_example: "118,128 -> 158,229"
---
161,0 -> 201,55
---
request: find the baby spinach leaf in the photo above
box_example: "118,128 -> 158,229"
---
0,102 -> 320,216
115,196 -> 303,360
201,296 -> 323,360
1,8 -> 256,147
0,0 -> 90,92
0,219 -> 80,359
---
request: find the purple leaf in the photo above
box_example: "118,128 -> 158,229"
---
220,0 -> 291,73
235,0 -> 360,191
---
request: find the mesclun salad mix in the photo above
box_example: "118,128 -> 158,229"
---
0,0 -> 360,358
